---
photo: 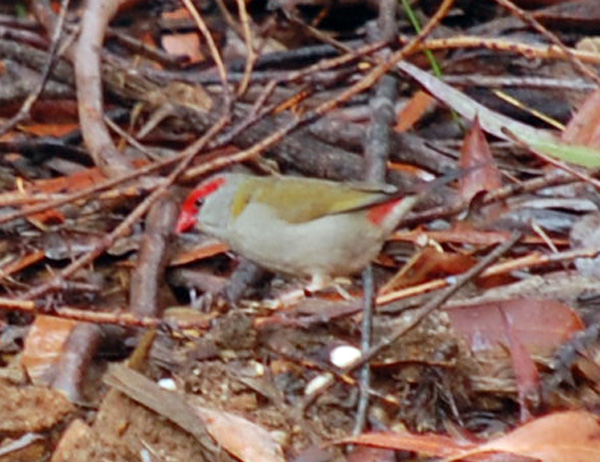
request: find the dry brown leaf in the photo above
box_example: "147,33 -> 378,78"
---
446,298 -> 584,356
193,405 -> 286,462
447,411 -> 600,462
22,315 -> 79,386
459,116 -> 502,201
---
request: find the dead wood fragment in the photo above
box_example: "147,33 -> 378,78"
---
129,193 -> 179,318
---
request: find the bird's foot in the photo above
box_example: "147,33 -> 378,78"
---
268,276 -> 354,308
190,289 -> 230,312
274,288 -> 308,308
306,275 -> 353,300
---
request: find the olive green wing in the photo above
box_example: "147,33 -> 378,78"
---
234,177 -> 395,224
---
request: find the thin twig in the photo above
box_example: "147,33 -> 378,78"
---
302,233 -> 522,412
234,0 -> 255,96
0,0 -> 71,138
354,265 -> 374,436
362,232 -> 522,367
19,116 -> 229,300
493,0 -> 600,84
181,0 -> 232,110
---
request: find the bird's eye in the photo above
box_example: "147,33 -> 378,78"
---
195,198 -> 204,207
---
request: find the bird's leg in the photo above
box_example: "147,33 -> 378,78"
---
331,278 -> 353,300
307,275 -> 353,300
305,273 -> 330,294
270,275 -> 354,308
269,273 -> 330,308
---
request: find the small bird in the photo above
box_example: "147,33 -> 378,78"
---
176,172 -> 437,291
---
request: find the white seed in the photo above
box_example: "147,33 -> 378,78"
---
330,345 -> 362,368
157,377 -> 177,391
305,373 -> 333,396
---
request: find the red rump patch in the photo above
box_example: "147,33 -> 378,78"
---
176,176 -> 226,233
367,199 -> 402,226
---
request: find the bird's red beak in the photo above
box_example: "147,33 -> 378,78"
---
175,209 -> 197,233
176,186 -> 206,233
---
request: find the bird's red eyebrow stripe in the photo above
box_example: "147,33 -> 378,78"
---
182,176 -> 226,212
195,176 -> 227,199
